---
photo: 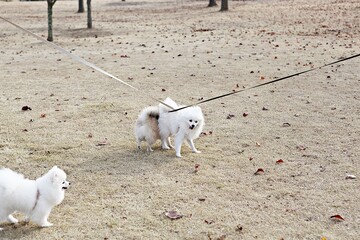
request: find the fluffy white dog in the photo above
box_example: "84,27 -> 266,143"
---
135,105 -> 161,152
0,166 -> 70,230
158,97 -> 205,157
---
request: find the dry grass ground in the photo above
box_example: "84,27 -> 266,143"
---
0,0 -> 359,239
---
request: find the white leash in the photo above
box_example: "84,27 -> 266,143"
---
0,16 -> 174,109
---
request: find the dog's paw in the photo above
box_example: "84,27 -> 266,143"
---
41,222 -> 53,227
193,150 -> 201,154
162,146 -> 171,150
7,215 -> 18,224
176,154 -> 182,158
0,227 -> 3,231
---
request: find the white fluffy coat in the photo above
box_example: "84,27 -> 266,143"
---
158,97 -> 204,157
0,166 -> 70,230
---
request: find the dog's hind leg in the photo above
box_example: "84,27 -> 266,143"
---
166,137 -> 173,149
161,137 -> 171,150
136,138 -> 142,151
146,143 -> 154,152
187,139 -> 201,154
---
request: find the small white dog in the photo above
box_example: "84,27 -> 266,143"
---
158,97 -> 205,157
135,105 -> 161,152
0,166 -> 70,230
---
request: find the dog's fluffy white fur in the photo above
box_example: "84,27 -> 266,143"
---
158,97 -> 204,157
135,105 -> 161,152
0,166 -> 70,230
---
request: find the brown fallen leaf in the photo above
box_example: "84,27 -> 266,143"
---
96,138 -> 110,146
276,159 -> 284,164
165,210 -> 183,220
236,225 -> 243,232
22,106 -> 32,111
254,168 -> 265,175
330,215 -> 344,221
194,164 -> 200,173
243,112 -> 249,117
40,113 -> 46,118
227,114 -> 235,119
205,219 -> 215,224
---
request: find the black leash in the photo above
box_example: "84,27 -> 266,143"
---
170,53 -> 360,112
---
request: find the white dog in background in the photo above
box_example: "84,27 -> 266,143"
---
0,166 -> 70,230
135,105 -> 161,152
158,97 -> 205,157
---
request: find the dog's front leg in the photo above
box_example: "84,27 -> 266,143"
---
187,139 -> 201,154
174,133 -> 185,157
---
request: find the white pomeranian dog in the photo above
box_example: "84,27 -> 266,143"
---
158,97 -> 205,157
0,166 -> 70,230
135,105 -> 161,152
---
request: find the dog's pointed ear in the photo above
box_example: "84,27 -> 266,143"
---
50,167 -> 60,184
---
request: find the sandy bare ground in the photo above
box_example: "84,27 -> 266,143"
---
0,0 -> 359,239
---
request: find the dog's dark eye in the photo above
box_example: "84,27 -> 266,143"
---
62,181 -> 65,184
195,121 -> 198,123
189,120 -> 192,122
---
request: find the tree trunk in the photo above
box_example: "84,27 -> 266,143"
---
220,0 -> 228,11
47,0 -> 56,42
208,0 -> 217,7
78,0 -> 84,13
87,0 -> 92,29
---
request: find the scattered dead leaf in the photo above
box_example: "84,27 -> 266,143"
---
226,114 -> 235,119
22,106 -> 32,111
194,164 -> 200,173
96,138 -> 110,146
165,210 -> 183,220
330,215 -> 344,221
282,122 -> 291,127
236,225 -> 243,232
345,174 -> 356,179
254,168 -> 265,175
276,159 -> 284,164
205,219 -> 215,224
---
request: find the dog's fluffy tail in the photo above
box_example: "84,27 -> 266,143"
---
136,106 -> 159,127
159,97 -> 178,114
